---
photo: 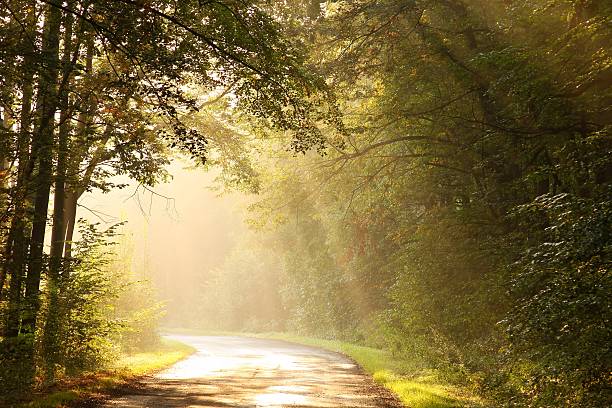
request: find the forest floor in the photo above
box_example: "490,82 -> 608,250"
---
20,338 -> 195,408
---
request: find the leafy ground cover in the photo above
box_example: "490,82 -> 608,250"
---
20,338 -> 195,408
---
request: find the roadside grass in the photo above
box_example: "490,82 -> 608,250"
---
115,339 -> 195,376
162,328 -> 484,408
22,338 -> 195,408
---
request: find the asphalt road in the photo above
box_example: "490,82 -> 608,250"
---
101,334 -> 402,408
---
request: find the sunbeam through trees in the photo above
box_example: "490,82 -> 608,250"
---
0,1 -> 610,407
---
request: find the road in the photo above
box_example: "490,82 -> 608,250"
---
101,335 -> 402,407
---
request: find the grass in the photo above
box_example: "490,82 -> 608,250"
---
22,338 -> 195,408
114,339 -> 195,376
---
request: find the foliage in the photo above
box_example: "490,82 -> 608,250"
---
1,0 -> 609,406
0,221 -> 166,403
23,338 -> 195,408
0,0 -> 327,397
0,334 -> 35,398
198,1 -> 611,406
196,240 -> 286,332
501,190 -> 612,406
38,223 -> 126,378
110,232 -> 165,352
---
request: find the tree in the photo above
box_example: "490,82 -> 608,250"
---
206,1 -> 611,405
0,0 -> 329,389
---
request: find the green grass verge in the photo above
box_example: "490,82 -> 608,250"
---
114,339 -> 195,376
22,338 -> 195,408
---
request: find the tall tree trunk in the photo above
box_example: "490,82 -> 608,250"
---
63,191 -> 78,259
1,109 -> 23,338
0,107 -> 12,300
62,139 -> 113,262
0,231 -> 11,301
49,4 -> 75,275
22,3 -> 62,336
3,0 -> 36,334
62,33 -> 96,259
5,222 -> 25,337
43,7 -> 76,375
0,107 -> 10,207
62,35 -> 94,261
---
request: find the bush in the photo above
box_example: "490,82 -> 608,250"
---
35,221 -> 165,381
502,191 -> 612,406
0,334 -> 35,401
114,279 -> 164,352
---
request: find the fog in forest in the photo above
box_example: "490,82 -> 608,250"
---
1,1 -> 609,406
82,161 -> 249,328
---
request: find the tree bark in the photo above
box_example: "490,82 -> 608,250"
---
22,2 -> 62,336
3,0 -> 36,334
62,35 -> 94,260
42,7 -> 76,376
0,107 -> 12,300
49,2 -> 75,283
63,191 -> 78,259
1,109 -> 24,338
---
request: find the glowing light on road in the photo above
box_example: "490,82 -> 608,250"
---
254,392 -> 308,406
144,335 -> 383,407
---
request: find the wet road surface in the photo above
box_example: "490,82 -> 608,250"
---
101,335 -> 402,407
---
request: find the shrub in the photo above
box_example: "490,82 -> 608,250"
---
0,334 -> 35,401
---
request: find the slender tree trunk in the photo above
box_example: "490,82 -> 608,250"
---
1,110 -> 24,338
63,191 -> 78,259
62,143 -> 111,261
3,1 -> 36,333
49,3 -> 75,285
62,35 -> 93,261
0,108 -> 12,300
0,107 -> 10,200
22,3 -> 62,336
0,231 -> 11,301
4,90 -> 34,334
43,8 -> 76,375
5,221 -> 25,337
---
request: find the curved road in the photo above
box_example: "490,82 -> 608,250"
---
102,335 -> 402,407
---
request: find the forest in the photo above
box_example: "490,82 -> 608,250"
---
0,1 -> 610,407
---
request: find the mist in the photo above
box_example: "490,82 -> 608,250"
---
81,160 -> 248,328
1,1 -> 608,406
